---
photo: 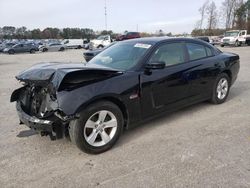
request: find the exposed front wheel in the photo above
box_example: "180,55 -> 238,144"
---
210,73 -> 230,104
69,101 -> 123,154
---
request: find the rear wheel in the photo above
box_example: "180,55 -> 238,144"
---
97,45 -> 104,49
69,101 -> 123,154
235,40 -> 240,47
42,48 -> 48,52
30,49 -> 35,54
59,47 -> 65,51
210,73 -> 230,104
8,50 -> 14,54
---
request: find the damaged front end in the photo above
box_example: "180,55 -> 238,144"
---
11,83 -> 75,140
10,62 -> 122,140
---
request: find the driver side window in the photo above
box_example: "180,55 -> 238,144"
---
149,43 -> 186,66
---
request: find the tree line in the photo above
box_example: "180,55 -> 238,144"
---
0,26 -> 118,40
0,26 -> 175,40
192,0 -> 250,36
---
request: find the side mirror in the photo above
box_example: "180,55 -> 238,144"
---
145,61 -> 165,70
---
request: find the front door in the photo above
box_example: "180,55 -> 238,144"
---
140,42 -> 194,117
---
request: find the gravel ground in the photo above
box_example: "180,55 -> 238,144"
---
0,47 -> 249,188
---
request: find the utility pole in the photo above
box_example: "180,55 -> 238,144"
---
136,24 -> 138,32
104,0 -> 107,31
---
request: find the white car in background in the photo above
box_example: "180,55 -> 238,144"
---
89,35 -> 112,49
221,30 -> 250,47
61,39 -> 87,49
39,43 -> 66,52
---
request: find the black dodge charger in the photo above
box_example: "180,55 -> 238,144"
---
11,37 -> 240,154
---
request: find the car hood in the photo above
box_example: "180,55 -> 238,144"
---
223,37 -> 235,40
90,39 -> 102,44
16,62 -> 122,90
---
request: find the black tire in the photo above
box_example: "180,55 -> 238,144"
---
60,47 -> 65,51
210,73 -> 230,104
42,48 -> 48,52
220,44 -> 224,47
97,45 -> 104,49
8,50 -> 14,54
77,45 -> 82,49
69,101 -> 124,154
235,40 -> 240,47
30,49 -> 35,54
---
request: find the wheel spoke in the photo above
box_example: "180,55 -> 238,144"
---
222,88 -> 227,96
221,80 -> 227,87
104,119 -> 117,128
100,130 -> 110,144
85,119 -> 96,129
98,111 -> 108,122
217,91 -> 222,99
87,130 -> 98,145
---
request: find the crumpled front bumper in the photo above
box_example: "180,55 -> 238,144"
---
16,102 -> 53,132
16,102 -> 65,140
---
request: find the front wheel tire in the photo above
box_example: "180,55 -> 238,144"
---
210,73 -> 230,104
59,47 -> 65,51
69,101 -> 124,154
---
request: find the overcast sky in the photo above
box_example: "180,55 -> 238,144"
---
0,0 -> 224,34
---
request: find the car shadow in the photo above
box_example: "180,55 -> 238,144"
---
116,82 -> 247,148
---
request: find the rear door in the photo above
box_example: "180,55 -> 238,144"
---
14,44 -> 24,53
184,42 -> 217,101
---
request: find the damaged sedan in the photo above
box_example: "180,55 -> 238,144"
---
11,38 -> 240,154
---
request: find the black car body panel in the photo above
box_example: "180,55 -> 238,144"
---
11,37 -> 240,139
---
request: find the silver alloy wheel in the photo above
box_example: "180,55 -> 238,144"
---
84,110 -> 118,147
216,78 -> 228,100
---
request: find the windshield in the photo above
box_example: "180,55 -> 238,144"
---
88,42 -> 152,71
97,36 -> 108,40
225,31 -> 239,37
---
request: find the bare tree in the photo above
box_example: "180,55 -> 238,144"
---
206,1 -> 218,32
221,0 -> 243,29
198,0 -> 210,30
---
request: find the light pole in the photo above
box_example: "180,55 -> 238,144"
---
104,0 -> 107,31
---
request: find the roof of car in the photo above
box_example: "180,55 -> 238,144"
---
120,37 -> 209,45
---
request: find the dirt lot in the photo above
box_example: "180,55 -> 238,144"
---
0,47 -> 249,188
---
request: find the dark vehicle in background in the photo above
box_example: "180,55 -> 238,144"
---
83,42 -> 117,62
11,38 -> 239,154
116,32 -> 141,41
0,42 -> 16,52
3,43 -> 39,54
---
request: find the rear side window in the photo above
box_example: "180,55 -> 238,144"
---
186,43 -> 207,61
205,47 -> 213,57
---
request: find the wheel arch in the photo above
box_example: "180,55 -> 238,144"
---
221,69 -> 232,85
75,95 -> 129,129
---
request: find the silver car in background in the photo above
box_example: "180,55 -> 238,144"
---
39,43 -> 66,52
